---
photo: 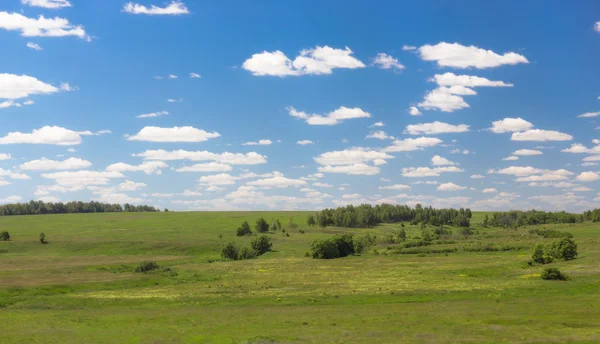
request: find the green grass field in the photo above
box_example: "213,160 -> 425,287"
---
1,211 -> 599,343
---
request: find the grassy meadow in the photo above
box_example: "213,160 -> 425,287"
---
0,211 -> 599,343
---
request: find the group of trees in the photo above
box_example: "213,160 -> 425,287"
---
310,233 -> 375,259
531,237 -> 578,265
0,200 -> 159,217
221,235 -> 273,261
236,218 -> 289,236
489,210 -> 583,228
582,209 -> 600,222
309,204 -> 472,229
0,230 -> 48,244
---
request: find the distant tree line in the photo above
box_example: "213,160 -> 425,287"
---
0,200 -> 160,216
489,210 -> 584,228
582,209 -> 600,222
308,204 -> 473,229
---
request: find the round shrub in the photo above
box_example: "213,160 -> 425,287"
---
251,235 -> 272,255
221,242 -> 240,260
236,221 -> 252,236
255,218 -> 269,233
549,237 -> 578,261
135,260 -> 159,273
310,239 -> 340,259
0,231 -> 10,241
331,234 -> 355,257
531,243 -> 553,265
39,232 -> 46,244
238,246 -> 258,260
541,268 -> 568,281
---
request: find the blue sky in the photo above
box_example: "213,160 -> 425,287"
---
1,0 -> 600,211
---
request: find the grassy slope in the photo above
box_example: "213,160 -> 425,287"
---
0,212 -> 599,344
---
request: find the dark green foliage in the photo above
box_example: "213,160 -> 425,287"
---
549,237 -> 578,261
221,242 -> 240,260
0,200 -> 159,217
307,215 -> 316,227
236,221 -> 252,236
312,203 -> 472,229
135,260 -> 159,273
460,227 -> 473,236
531,244 -> 554,265
398,228 -> 407,241
276,219 -> 282,231
483,214 -> 489,227
353,234 -> 377,254
238,246 -> 258,260
39,232 -> 46,244
541,268 -> 569,281
164,208 -> 169,212
310,239 -> 340,259
255,218 -> 269,233
251,235 -> 272,255
287,218 -> 297,230
0,231 -> 10,241
331,234 -> 355,257
491,210 -> 583,228
583,208 -> 600,222
529,229 -> 573,239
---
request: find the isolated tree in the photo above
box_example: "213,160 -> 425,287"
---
483,214 -> 489,227
39,232 -> 46,244
255,218 -> 269,233
307,215 -> 316,227
549,237 -> 578,261
221,242 -> 240,260
276,219 -> 282,231
0,231 -> 9,241
236,221 -> 252,236
398,228 -> 407,241
251,235 -> 273,255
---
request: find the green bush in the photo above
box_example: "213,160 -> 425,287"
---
39,232 -> 46,244
251,235 -> 272,255
549,237 -> 578,261
541,268 -> 568,281
0,231 -> 10,241
310,239 -> 340,259
238,246 -> 258,260
353,234 -> 377,254
255,218 -> 269,233
135,260 -> 159,273
221,242 -> 240,260
529,229 -> 573,239
331,234 -> 355,257
236,221 -> 252,236
531,243 -> 553,265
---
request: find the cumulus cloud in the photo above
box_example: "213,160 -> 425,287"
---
0,11 -> 89,40
504,156 -> 519,161
118,180 -> 146,191
0,126 -> 86,145
561,143 -> 590,154
198,173 -> 239,186
190,73 -> 201,78
576,171 -> 600,182
247,176 -> 307,188
175,162 -> 232,172
134,149 -> 267,165
243,139 -> 272,146
430,72 -> 513,87
471,174 -> 485,179
19,157 -> 91,170
0,153 -> 11,160
26,42 -> 43,51
489,118 -> 534,133
0,73 -> 58,100
296,140 -> 313,145
437,182 -> 467,191
577,111 -> 600,118
242,46 -> 365,76
409,106 -> 422,116
22,0 -> 72,9
136,111 -> 168,119
384,137 -> 443,152
482,188 -> 497,193
431,155 -> 457,166
370,122 -> 384,127
513,149 -> 543,156
402,166 -> 464,177
314,148 -> 393,165
418,87 -> 470,112
318,164 -> 380,175
379,184 -> 411,190
123,1 -> 189,15
42,170 -> 124,187
417,42 -> 528,69
366,131 -> 394,140
0,168 -> 30,180
127,126 -> 221,142
287,106 -> 370,125
106,161 -> 168,175
372,53 -> 405,71
405,121 -> 469,135
0,195 -> 24,204
511,129 -> 573,142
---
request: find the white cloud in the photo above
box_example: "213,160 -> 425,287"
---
0,153 -> 11,160
0,12 -> 89,40
287,106 -> 370,125
0,168 -> 30,180
127,126 -> 221,142
431,155 -> 456,166
0,126 -> 85,145
296,140 -> 313,145
42,170 -> 124,187
175,162 -> 232,172
168,74 -> 178,79
503,156 -> 519,161
470,174 -> 484,179
59,82 -> 76,92
136,111 -> 168,119
430,72 -> 513,87
482,188 -> 497,193
180,189 -> 202,196
247,176 -> 307,188
577,111 -> 600,118
572,186 -> 593,192
314,148 -> 393,165
418,87 -> 470,112
0,195 -> 24,204
576,171 -> 600,182
118,180 -> 146,191
402,166 -> 464,177
562,143 -> 590,153
167,98 -> 183,103
418,42 -> 528,69
134,149 -> 267,165
242,46 -> 365,76
583,155 -> 600,162
379,184 -> 411,190
514,149 -> 543,156
511,129 -> 573,142
402,45 -> 416,51
106,161 -> 168,175
19,157 -> 91,170
437,182 -> 467,191
243,139 -> 272,146
408,106 -> 422,116
489,118 -> 534,133
366,131 -> 393,140
318,164 -> 380,175
123,1 -> 189,15
22,0 -> 72,9
190,73 -> 201,78
372,53 -> 405,71
596,22 -> 600,33
384,137 -> 443,152
370,122 -> 384,127
0,73 -> 58,100
198,173 -> 239,186
26,42 -> 43,51
405,121 -> 469,135
312,182 -> 332,188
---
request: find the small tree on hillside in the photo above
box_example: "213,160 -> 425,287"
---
288,217 -> 298,230
256,218 -> 269,233
39,232 -> 46,244
307,215 -> 316,227
236,221 -> 252,236
251,235 -> 272,255
483,214 -> 489,227
0,231 -> 10,241
549,237 -> 578,261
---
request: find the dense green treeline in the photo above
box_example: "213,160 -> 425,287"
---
0,200 -> 160,216
308,203 -> 473,229
490,210 -> 584,227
